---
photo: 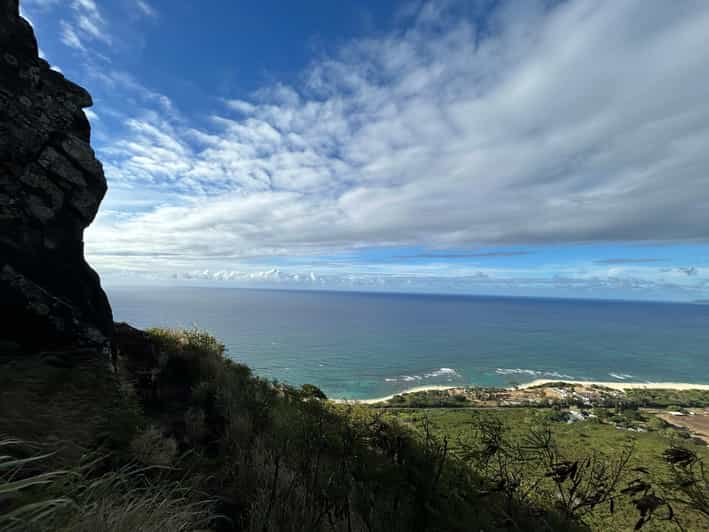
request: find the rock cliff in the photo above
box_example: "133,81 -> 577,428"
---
0,0 -> 113,352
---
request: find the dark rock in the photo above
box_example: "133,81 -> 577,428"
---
0,0 -> 113,351
113,322 -> 158,367
39,347 -> 99,368
0,339 -> 20,355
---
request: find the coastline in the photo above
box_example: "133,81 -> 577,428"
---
334,385 -> 457,405
518,379 -> 709,391
334,380 -> 709,404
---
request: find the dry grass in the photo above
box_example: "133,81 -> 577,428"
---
0,439 -> 214,532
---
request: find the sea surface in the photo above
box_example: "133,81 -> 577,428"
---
108,287 -> 709,400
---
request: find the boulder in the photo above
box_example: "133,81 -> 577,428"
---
0,0 -> 113,351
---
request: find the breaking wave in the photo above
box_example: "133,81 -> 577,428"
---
385,367 -> 461,383
495,368 -> 576,380
609,373 -> 635,380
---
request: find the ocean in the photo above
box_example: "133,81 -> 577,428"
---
108,287 -> 709,400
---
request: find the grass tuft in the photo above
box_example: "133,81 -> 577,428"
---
0,438 -> 214,532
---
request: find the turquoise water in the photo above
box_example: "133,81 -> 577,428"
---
109,287 -> 709,400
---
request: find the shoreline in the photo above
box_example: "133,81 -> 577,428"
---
518,379 -> 709,391
334,380 -> 709,405
334,385 -> 458,405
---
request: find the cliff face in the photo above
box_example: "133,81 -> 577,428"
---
0,0 -> 113,351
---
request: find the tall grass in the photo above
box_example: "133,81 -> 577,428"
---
0,438 -> 74,532
0,438 -> 214,532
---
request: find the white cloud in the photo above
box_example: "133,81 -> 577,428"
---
92,254 -> 709,300
85,0 -> 709,291
224,99 -> 257,114
135,0 -> 157,18
55,0 -> 111,51
60,21 -> 85,50
73,0 -> 111,43
73,0 -> 99,13
76,13 -> 110,44
90,70 -> 177,116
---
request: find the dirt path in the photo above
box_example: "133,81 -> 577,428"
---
655,410 -> 709,444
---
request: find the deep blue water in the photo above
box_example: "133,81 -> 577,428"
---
108,287 -> 709,400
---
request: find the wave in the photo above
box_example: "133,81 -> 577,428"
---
426,367 -> 458,378
608,373 -> 635,380
385,367 -> 461,383
495,368 -> 576,380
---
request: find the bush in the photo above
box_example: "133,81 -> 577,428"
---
130,426 -> 178,466
299,383 -> 328,400
146,327 -> 226,387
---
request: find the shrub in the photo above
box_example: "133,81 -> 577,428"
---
130,426 -> 178,466
184,407 -> 208,444
146,327 -> 226,387
300,383 -> 328,400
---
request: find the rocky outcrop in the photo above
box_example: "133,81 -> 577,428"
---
0,0 -> 112,351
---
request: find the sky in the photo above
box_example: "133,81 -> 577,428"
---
20,0 -> 709,301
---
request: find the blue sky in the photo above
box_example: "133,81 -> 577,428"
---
21,0 -> 709,301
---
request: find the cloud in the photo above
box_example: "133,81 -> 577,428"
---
84,0 -> 709,290
95,258 -> 708,301
54,0 -> 111,51
394,251 -> 531,259
73,0 -> 111,43
60,20 -> 85,50
135,0 -> 157,18
76,14 -> 109,44
224,99 -> 257,114
594,258 -> 667,265
90,70 -> 177,116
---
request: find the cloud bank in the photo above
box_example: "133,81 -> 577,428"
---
90,1 -> 709,256
26,0 -> 709,296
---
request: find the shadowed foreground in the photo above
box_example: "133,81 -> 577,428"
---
2,324 -> 587,531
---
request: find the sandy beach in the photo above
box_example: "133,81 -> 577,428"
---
335,380 -> 709,404
334,385 -> 457,405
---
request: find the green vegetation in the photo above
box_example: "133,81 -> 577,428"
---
379,385 -> 709,412
384,389 -> 471,408
625,389 -> 709,409
0,350 -> 136,459
386,408 -> 709,531
3,328 -> 576,531
0,439 -> 212,532
4,328 -> 708,531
